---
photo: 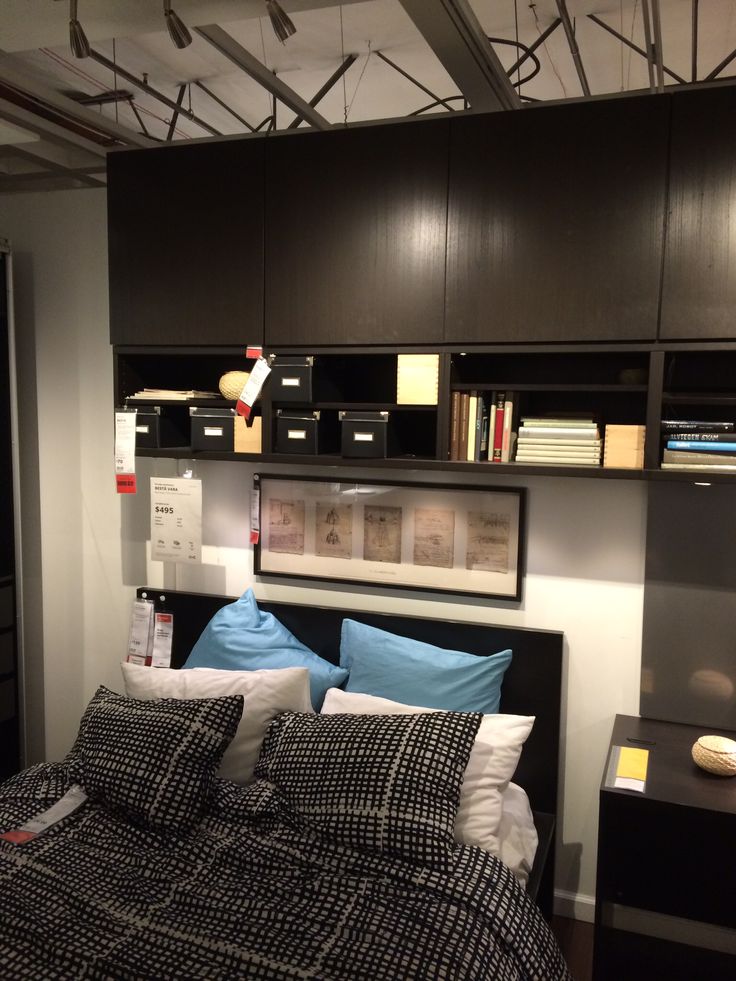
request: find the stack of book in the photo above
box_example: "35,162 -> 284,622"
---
514,417 -> 602,466
449,391 -> 516,462
661,420 -> 736,471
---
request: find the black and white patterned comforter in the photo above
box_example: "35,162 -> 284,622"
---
0,764 -> 571,980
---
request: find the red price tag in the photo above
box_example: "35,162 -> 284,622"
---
245,345 -> 263,359
116,474 -> 137,494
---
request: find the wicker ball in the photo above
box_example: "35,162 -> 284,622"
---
691,734 -> 736,776
218,371 -> 250,400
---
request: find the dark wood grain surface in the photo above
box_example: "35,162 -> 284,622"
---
446,96 -> 669,343
264,120 -> 449,346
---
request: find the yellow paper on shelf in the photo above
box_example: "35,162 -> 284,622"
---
611,745 -> 649,792
397,354 -> 439,405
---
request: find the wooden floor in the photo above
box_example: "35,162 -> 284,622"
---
552,916 -> 594,981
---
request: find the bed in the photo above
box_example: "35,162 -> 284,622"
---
0,588 -> 569,980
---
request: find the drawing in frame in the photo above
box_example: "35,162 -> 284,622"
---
254,474 -> 525,601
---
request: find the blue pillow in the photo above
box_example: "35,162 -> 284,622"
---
184,589 -> 347,710
340,619 -> 512,714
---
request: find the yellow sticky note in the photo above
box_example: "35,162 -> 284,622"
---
617,747 -> 649,782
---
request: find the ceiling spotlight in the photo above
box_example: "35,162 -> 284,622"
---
266,0 -> 296,44
164,0 -> 192,50
69,0 -> 90,59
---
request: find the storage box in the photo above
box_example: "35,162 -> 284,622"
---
275,410 -> 320,454
189,407 -> 235,451
234,414 -> 262,454
271,356 -> 313,403
130,406 -> 188,449
603,424 -> 645,469
340,411 -> 389,458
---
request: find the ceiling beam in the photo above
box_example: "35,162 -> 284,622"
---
288,54 -> 358,129
194,24 -> 332,130
554,0 -> 590,97
0,144 -> 105,187
587,15 -> 685,85
396,0 -> 520,111
0,96 -> 109,159
0,49 -> 154,148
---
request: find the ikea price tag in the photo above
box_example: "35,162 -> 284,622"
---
150,478 -> 202,564
115,410 -> 137,494
151,612 -> 174,668
236,356 -> 271,419
127,598 -> 154,665
250,485 -> 260,545
0,785 -> 88,845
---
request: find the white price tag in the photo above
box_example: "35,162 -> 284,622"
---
250,484 -> 260,545
127,598 -> 154,664
0,785 -> 88,845
236,356 -> 271,419
115,410 -> 137,494
151,612 -> 174,668
150,478 -> 202,564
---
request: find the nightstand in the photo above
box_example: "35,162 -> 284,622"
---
593,714 -> 736,981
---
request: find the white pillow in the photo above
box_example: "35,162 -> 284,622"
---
320,687 -> 534,858
121,662 -> 313,785
498,782 -> 539,886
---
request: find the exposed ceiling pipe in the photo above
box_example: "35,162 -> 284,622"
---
554,0 -> 590,97
650,0 -> 665,92
640,0 -> 657,92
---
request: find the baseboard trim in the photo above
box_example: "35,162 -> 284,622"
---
554,889 -> 595,923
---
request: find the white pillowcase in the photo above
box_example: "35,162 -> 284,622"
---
121,662 -> 313,785
498,782 -> 538,886
320,687 -> 534,858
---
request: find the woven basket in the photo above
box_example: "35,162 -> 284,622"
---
218,370 -> 250,401
691,734 -> 736,776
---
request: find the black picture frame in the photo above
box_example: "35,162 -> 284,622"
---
253,473 -> 525,601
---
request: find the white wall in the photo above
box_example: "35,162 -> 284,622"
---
0,187 -> 646,919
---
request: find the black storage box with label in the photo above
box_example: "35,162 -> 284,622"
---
340,411 -> 389,458
271,356 -> 313,403
275,410 -> 321,454
129,406 -> 189,449
190,407 -> 235,451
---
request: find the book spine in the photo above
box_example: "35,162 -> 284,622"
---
664,432 -> 736,442
458,393 -> 469,462
518,427 -> 599,439
663,449 -> 736,464
487,401 -> 497,460
478,395 -> 490,459
661,462 -> 736,470
466,393 -> 478,462
661,421 -> 735,432
518,439 -> 602,448
449,391 -> 460,461
492,391 -> 506,461
667,440 -> 736,452
500,393 -> 514,463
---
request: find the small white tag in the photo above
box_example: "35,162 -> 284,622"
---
203,426 -> 224,437
281,377 -> 300,387
127,598 -> 154,664
287,429 -> 307,440
151,612 -> 174,668
237,357 -> 271,419
353,432 -> 375,442
1,785 -> 88,844
135,424 -> 150,434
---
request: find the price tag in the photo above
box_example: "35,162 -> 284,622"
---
150,478 -> 202,564
237,356 -> 271,419
151,612 -> 174,668
250,484 -> 260,545
127,598 -> 154,665
0,785 -> 88,845
115,410 -> 137,494
245,345 -> 263,359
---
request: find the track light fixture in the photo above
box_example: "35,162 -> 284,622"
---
164,0 -> 192,50
266,0 -> 296,44
69,0 -> 90,59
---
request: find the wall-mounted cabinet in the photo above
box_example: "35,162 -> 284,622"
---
108,139 -> 265,346
660,86 -> 736,341
445,96 -> 669,343
264,120 -> 449,347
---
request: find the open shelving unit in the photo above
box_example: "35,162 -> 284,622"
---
113,342 -> 736,483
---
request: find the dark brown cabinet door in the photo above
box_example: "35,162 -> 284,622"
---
264,119 -> 449,346
108,139 -> 264,346
661,86 -> 736,340
446,96 -> 669,343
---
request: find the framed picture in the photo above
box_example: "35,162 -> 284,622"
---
253,474 -> 525,601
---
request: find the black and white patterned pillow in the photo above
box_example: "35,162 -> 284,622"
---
254,710 -> 482,867
68,686 -> 243,832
